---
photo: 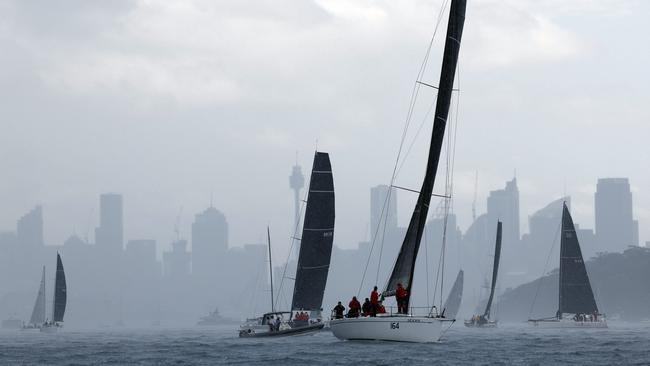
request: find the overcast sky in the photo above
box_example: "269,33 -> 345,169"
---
1,0 -> 649,256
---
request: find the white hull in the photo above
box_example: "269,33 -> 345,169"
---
330,315 -> 453,343
528,319 -> 607,328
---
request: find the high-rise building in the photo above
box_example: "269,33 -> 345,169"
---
289,163 -> 305,229
370,185 -> 398,243
487,178 -> 520,246
528,197 -> 570,250
191,206 -> 228,279
17,205 -> 44,248
595,178 -> 638,251
163,239 -> 191,279
95,193 -> 123,252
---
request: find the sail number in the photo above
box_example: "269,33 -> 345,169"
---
390,322 -> 400,329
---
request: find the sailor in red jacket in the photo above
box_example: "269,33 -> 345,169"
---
348,296 -> 361,318
396,283 -> 408,314
370,286 -> 379,317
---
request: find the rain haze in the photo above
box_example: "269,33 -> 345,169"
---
1,0 -> 650,364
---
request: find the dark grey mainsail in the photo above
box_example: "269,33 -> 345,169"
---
291,152 -> 335,311
483,221 -> 502,319
53,253 -> 67,323
558,203 -> 598,317
383,0 -> 466,311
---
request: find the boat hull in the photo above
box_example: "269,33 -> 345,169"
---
239,322 -> 324,338
528,319 -> 607,328
464,320 -> 497,328
329,316 -> 453,343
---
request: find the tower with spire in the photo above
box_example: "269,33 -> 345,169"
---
289,156 -> 305,260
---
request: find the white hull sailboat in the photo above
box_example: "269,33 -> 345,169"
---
331,316 -> 452,343
331,0 -> 466,344
528,203 -> 606,329
239,152 -> 335,338
40,253 -> 67,333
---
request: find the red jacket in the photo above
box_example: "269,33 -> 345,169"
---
370,291 -> 379,305
396,286 -> 408,299
349,299 -> 361,310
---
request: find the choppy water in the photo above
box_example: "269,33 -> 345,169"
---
1,323 -> 649,365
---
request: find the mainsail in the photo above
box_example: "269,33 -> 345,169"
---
483,221 -> 502,319
443,270 -> 464,319
29,266 -> 46,325
383,0 -> 466,310
291,152 -> 335,311
558,203 -> 598,317
53,253 -> 67,323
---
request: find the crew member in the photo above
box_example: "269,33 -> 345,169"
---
348,296 -> 361,318
396,283 -> 408,314
361,298 -> 371,316
370,286 -> 379,317
333,302 -> 345,319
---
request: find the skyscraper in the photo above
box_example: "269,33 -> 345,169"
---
16,205 -> 44,248
487,178 -> 520,246
370,185 -> 398,243
191,206 -> 228,279
95,193 -> 123,252
289,163 -> 305,229
595,178 -> 638,251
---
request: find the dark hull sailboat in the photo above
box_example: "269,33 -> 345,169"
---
528,203 -> 606,328
331,0 -> 466,343
465,221 -> 502,328
41,253 -> 67,333
239,152 -> 335,338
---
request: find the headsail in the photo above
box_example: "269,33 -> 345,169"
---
443,270 -> 464,319
558,203 -> 598,317
483,221 -> 502,319
383,0 -> 466,310
29,266 -> 46,325
53,253 -> 67,323
291,152 -> 335,311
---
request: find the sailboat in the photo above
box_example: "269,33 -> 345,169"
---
465,221 -> 502,328
40,253 -> 67,332
23,266 -> 47,330
528,203 -> 606,328
239,151 -> 335,337
330,0 -> 466,343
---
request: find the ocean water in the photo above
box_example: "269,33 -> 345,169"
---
1,323 -> 649,365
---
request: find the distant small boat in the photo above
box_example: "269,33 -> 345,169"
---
2,317 -> 23,329
528,203 -> 606,328
197,307 -> 237,326
39,253 -> 67,333
465,221 -> 502,328
239,152 -> 335,338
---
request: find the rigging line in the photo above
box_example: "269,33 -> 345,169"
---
360,0 -> 452,296
528,220 -> 562,319
275,175 -> 310,311
424,225 -> 430,310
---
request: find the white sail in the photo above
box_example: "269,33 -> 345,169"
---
443,270 -> 464,319
29,267 -> 46,325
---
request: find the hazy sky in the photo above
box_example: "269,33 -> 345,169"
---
1,0 -> 649,257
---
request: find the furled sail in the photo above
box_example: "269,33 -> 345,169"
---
558,203 -> 598,317
291,152 -> 335,311
383,0 -> 466,311
53,253 -> 67,323
483,221 -> 502,319
443,270 -> 464,319
29,266 -> 46,325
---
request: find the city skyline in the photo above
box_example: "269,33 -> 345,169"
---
2,1 -> 650,258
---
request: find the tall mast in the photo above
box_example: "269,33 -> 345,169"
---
383,0 -> 466,311
483,221 -> 502,319
267,227 -> 274,313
